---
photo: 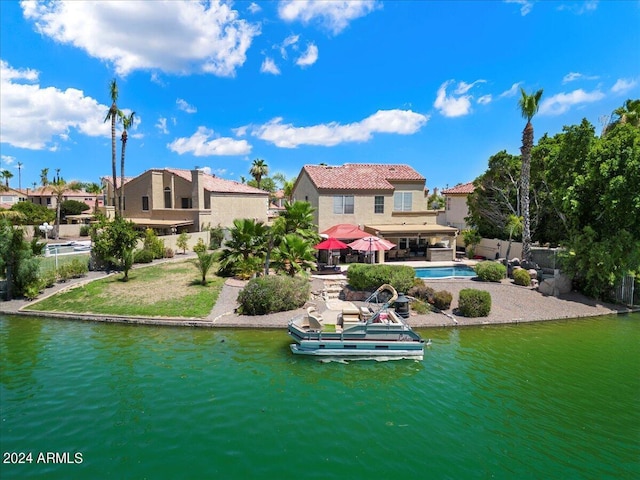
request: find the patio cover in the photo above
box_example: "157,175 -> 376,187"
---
321,223 -> 369,239
127,218 -> 194,229
364,224 -> 459,237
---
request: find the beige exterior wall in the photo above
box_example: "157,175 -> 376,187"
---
210,193 -> 268,227
441,194 -> 470,230
292,172 -> 321,225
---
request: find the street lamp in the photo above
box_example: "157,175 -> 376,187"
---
39,222 -> 53,240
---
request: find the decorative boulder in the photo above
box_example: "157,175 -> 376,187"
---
528,269 -> 537,280
538,273 -> 572,297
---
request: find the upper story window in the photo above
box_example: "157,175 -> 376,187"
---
333,195 -> 354,214
393,192 -> 412,212
142,196 -> 149,211
181,197 -> 192,209
164,187 -> 171,208
374,196 -> 384,214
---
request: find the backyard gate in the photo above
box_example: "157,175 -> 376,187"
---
614,274 -> 636,306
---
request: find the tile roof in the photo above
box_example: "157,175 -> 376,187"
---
164,168 -> 268,195
303,164 -> 424,190
442,182 -> 475,195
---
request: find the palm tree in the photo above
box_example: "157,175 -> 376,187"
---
40,168 -> 49,187
218,218 -> 268,276
104,79 -> 120,214
50,177 -> 68,239
250,158 -> 268,190
272,234 -> 316,276
194,250 -> 216,285
1,170 -> 12,188
119,111 -> 135,216
504,213 -> 523,261
17,162 -> 22,190
518,87 -> 543,264
279,200 -> 318,241
86,182 -> 103,214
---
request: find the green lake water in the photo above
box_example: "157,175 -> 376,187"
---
1,313 -> 639,479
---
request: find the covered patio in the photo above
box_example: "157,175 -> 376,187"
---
363,223 -> 460,262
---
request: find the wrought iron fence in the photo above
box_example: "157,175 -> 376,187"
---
614,274 -> 636,306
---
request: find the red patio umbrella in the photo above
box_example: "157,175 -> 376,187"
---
348,236 -> 396,263
314,237 -> 349,266
321,224 -> 369,240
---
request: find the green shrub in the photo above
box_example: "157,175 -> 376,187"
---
209,225 -> 225,249
67,258 -> 88,278
475,261 -> 506,282
79,225 -> 91,237
513,268 -> 531,286
410,298 -> 432,314
346,263 -> 415,293
143,228 -> 165,259
24,283 -> 41,300
193,238 -> 207,253
134,249 -> 154,264
408,283 -> 436,303
237,275 -> 310,315
458,289 -> 492,317
56,264 -> 72,282
433,290 -> 453,310
41,269 -> 57,288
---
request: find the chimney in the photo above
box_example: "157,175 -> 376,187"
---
191,169 -> 205,210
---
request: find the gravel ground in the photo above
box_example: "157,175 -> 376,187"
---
1,266 -> 633,329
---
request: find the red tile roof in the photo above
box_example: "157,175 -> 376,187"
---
303,164 -> 424,190
164,168 -> 267,195
442,182 -> 474,195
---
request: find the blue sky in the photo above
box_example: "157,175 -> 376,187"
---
1,0 -> 639,193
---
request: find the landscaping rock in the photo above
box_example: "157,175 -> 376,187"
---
538,273 -> 572,297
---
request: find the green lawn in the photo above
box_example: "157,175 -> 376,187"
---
26,260 -> 225,318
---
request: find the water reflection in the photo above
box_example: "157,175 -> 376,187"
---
0,316 -> 48,393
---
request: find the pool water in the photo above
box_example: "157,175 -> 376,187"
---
415,265 -> 476,279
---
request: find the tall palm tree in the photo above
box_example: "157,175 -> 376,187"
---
17,162 -> 23,190
119,111 -> 135,217
250,158 -> 268,190
50,178 -> 68,239
40,168 -> 49,187
86,182 -> 103,214
518,87 -> 543,263
104,79 -> 120,214
1,170 -> 12,188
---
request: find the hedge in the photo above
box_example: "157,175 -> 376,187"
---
513,268 -> 531,286
458,289 -> 491,317
346,264 -> 415,293
475,261 -> 506,282
237,275 -> 310,315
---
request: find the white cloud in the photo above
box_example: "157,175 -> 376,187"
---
176,98 -> 197,114
611,78 -> 637,94
296,44 -> 318,67
278,0 -> 379,34
2,155 -> 16,166
261,57 -> 281,75
248,2 -> 261,14
233,125 -> 249,137
0,60 -> 110,150
252,109 -> 428,148
539,89 -> 605,115
505,0 -> 534,16
434,80 -> 484,117
477,95 -> 492,105
280,34 -> 300,59
562,72 -> 599,84
168,127 -> 252,156
499,82 -> 522,98
156,117 -> 169,135
21,0 -> 260,77
557,0 -> 598,15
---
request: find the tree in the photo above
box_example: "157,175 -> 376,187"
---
218,218 -> 268,276
104,79 -> 120,213
272,234 -> 316,276
40,168 -> 49,187
10,201 -> 54,226
0,220 -> 40,300
119,111 -> 135,216
250,158 -> 268,190
60,199 -> 91,217
91,216 -> 141,280
1,169 -> 13,188
518,87 -> 543,263
504,214 -> 523,261
17,162 -> 22,190
177,231 -> 190,254
86,182 -> 103,214
49,178 -> 68,239
194,250 -> 216,285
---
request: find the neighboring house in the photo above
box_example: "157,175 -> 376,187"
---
28,187 -> 103,212
0,187 -> 27,209
292,164 -> 459,260
103,168 -> 269,233
440,182 -> 474,231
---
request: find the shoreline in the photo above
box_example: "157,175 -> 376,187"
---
0,270 -> 636,329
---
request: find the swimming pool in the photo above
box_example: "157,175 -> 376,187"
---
415,265 -> 476,279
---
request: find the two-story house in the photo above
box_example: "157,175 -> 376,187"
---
103,168 -> 269,233
440,182 -> 474,231
0,187 -> 27,209
292,164 -> 459,260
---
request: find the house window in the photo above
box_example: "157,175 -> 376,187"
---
333,195 -> 354,214
181,197 -> 192,209
393,192 -> 412,212
142,196 -> 149,211
374,196 -> 384,214
164,187 -> 171,208
446,197 -> 451,211
46,197 -> 51,206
